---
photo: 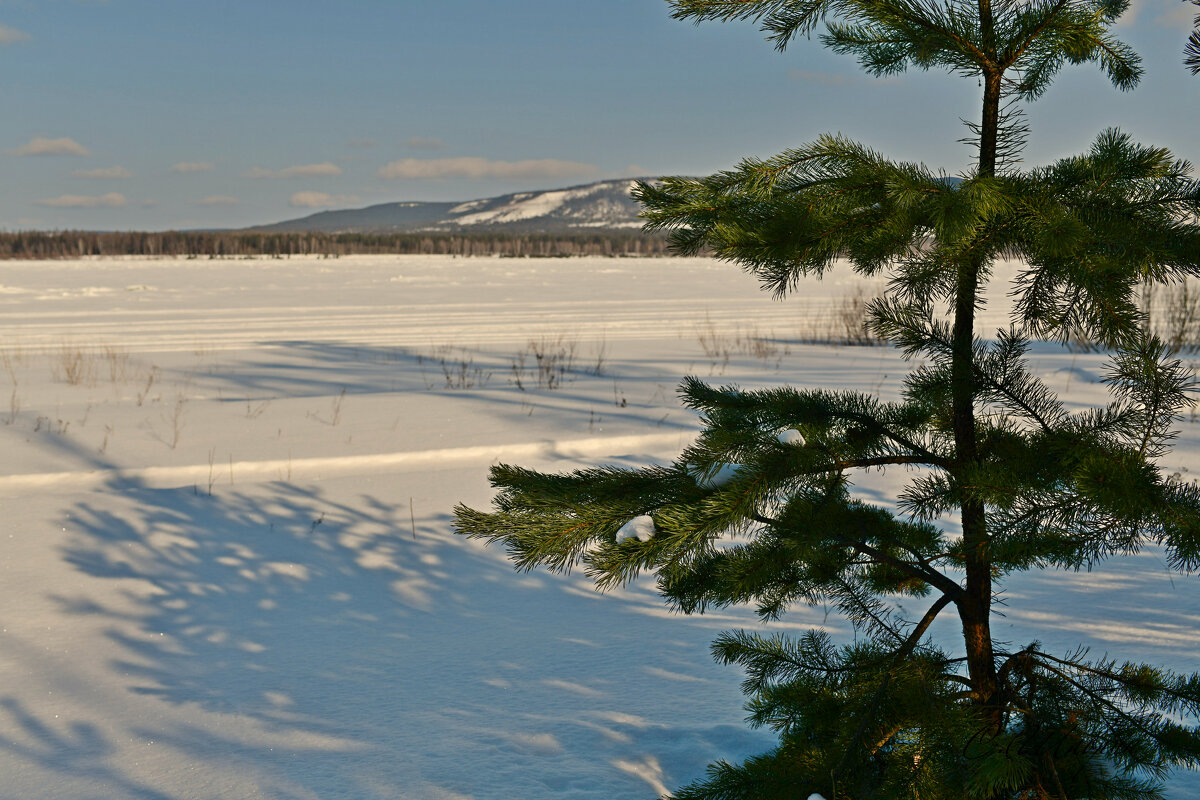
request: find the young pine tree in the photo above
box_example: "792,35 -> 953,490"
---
454,2 -> 1200,797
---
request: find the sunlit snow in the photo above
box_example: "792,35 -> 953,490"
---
616,515 -> 657,543
777,428 -> 806,446
0,254 -> 1195,799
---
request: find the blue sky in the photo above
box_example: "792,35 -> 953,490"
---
2,0 -> 1197,231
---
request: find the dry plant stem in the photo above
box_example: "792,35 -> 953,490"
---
590,339 -> 607,375
511,354 -> 526,391
507,336 -> 581,390
246,398 -> 272,418
1156,280 -> 1200,353
433,346 -> 491,389
0,346 -> 22,385
136,368 -> 158,406
613,381 -> 627,408
694,315 -> 789,375
331,387 -> 346,426
167,394 -> 187,449
833,286 -> 884,345
103,345 -> 129,384
527,335 -> 577,389
55,342 -> 96,386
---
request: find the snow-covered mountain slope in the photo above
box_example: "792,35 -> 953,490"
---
253,179 -> 647,234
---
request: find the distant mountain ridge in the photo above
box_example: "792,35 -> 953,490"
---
250,179 -> 649,235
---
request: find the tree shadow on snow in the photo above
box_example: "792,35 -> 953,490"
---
170,340 -> 701,436
13,475 -> 778,799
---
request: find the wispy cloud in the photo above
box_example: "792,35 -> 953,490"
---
36,192 -> 127,208
1116,0 -> 1194,27
405,137 -> 447,150
378,157 -> 597,181
1157,1 -> 1197,26
198,195 -> 240,206
11,136 -> 90,157
170,161 -> 214,173
72,166 -> 133,179
289,191 -> 359,208
244,162 -> 342,179
0,24 -> 31,45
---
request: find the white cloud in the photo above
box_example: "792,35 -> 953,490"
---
1157,2 -> 1197,26
245,162 -> 343,179
171,161 -> 214,173
378,157 -> 598,181
72,166 -> 133,179
12,136 -> 90,157
289,191 -> 359,208
36,192 -> 127,208
405,137 -> 447,150
198,195 -> 240,206
1117,0 -> 1194,27
0,24 -> 31,45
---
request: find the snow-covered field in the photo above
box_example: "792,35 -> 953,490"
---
0,254 -> 1197,799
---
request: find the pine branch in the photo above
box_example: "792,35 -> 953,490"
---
1188,0 -> 1200,75
880,305 -> 1065,433
895,591 -> 956,660
752,509 -> 965,599
806,453 -> 941,473
999,0 -> 1072,70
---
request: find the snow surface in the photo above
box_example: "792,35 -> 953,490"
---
0,254 -> 1197,799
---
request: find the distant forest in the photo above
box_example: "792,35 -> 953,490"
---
0,230 -> 673,259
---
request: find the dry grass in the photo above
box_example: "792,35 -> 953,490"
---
53,342 -> 97,386
166,393 -> 188,449
795,286 -> 885,346
425,346 -> 492,389
509,335 -> 602,390
48,342 -> 138,387
1143,279 -> 1200,353
694,287 -> 885,373
0,345 -> 26,385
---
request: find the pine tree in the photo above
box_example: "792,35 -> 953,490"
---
1187,0 -> 1200,75
454,2 -> 1200,797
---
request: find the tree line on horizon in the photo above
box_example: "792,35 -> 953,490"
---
0,230 -> 673,259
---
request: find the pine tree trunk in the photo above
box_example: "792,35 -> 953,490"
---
956,33 -> 1003,724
